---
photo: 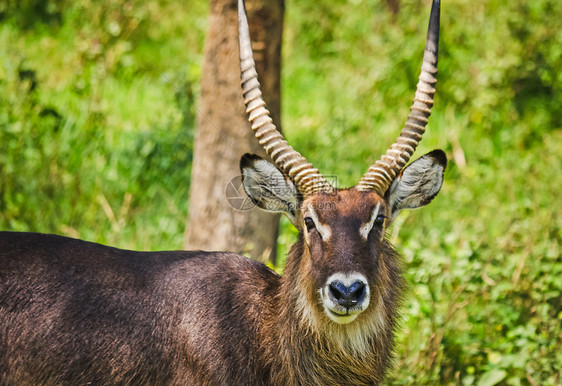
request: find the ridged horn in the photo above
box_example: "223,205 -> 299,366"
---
238,0 -> 334,196
356,0 -> 440,194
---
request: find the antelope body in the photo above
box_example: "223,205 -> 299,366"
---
0,0 -> 445,384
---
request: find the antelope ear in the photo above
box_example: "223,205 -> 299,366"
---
387,149 -> 447,219
240,154 -> 300,224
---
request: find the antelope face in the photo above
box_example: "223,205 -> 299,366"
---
301,190 -> 385,324
241,150 -> 446,325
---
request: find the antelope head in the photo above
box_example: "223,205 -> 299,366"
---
238,0 -> 445,325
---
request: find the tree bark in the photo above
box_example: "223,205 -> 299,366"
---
386,0 -> 400,15
184,0 -> 284,263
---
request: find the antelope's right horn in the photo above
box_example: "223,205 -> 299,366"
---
238,0 -> 334,197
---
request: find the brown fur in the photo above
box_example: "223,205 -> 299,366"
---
0,189 -> 405,385
262,190 -> 405,385
262,237 -> 404,385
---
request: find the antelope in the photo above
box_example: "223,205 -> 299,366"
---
0,0 -> 445,384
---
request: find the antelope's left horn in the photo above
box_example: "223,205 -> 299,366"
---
356,0 -> 440,194
238,0 -> 334,197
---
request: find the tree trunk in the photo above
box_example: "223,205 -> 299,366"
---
386,0 -> 400,15
184,0 -> 284,264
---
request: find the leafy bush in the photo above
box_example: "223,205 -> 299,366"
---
0,0 -> 206,249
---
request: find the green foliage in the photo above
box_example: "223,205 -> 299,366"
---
1,0 -> 560,383
0,0 -> 206,249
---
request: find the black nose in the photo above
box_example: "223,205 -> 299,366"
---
328,281 -> 366,309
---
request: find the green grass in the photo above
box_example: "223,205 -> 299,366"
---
0,0 -> 205,249
1,0 -> 561,384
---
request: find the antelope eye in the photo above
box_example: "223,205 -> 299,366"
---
374,215 -> 386,226
304,217 -> 316,232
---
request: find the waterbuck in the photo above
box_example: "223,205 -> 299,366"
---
0,0 -> 444,384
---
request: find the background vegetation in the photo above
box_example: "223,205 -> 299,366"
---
0,0 -> 560,384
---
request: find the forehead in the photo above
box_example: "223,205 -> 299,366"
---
303,189 -> 384,223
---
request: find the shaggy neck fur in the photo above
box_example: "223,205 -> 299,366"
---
260,237 -> 405,385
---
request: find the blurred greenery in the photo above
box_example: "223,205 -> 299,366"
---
0,0 -> 560,384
